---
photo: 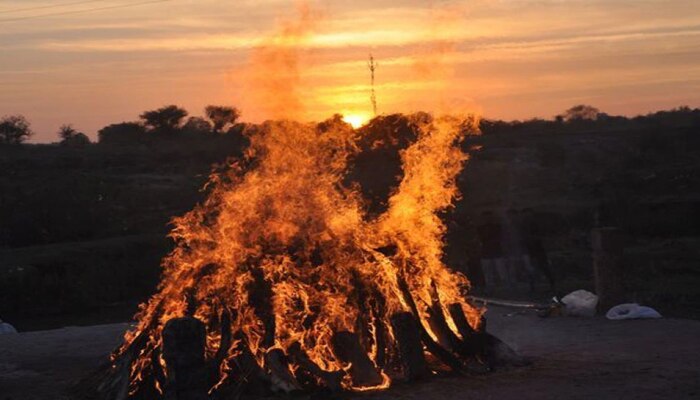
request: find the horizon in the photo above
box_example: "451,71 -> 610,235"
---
2,0 -> 700,142
5,104 -> 698,145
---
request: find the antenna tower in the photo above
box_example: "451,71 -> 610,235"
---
368,54 -> 378,116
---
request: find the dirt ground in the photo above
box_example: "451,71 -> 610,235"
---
1,306 -> 699,400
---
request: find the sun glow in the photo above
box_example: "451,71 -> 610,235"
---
342,113 -> 370,128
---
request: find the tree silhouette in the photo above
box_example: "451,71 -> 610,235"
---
205,105 -> 240,133
182,116 -> 213,135
0,115 -> 33,144
58,124 -> 91,147
98,122 -> 146,144
560,105 -> 600,122
139,105 -> 188,134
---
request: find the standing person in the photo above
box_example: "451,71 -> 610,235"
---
477,211 -> 506,292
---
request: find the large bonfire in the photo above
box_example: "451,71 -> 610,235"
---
81,113 -> 521,400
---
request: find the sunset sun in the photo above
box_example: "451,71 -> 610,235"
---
342,113 -> 370,128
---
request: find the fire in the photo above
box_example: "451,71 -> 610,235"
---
108,112 -> 483,397
342,113 -> 370,129
99,3 -> 488,397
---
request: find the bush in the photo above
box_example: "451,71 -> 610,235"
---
58,124 -> 91,147
98,122 -> 146,145
0,115 -> 33,144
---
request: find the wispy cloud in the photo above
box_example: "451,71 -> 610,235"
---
2,0 -> 700,141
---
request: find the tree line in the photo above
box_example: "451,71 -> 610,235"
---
2,104 -> 700,146
0,105 -> 241,146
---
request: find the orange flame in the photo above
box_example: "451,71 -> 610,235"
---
114,112 -> 482,394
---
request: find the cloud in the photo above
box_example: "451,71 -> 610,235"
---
3,0 -> 700,141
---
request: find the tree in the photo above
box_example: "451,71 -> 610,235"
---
139,105 -> 188,133
0,115 -> 33,144
58,124 -> 91,147
205,105 -> 240,133
559,105 -> 601,122
182,117 -> 213,135
98,122 -> 146,145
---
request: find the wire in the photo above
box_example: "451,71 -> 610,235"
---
0,0 -> 109,15
0,0 -> 172,23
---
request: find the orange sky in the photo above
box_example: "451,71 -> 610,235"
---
1,0 -> 700,142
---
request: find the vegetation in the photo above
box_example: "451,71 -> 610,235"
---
480,105 -> 700,135
558,104 -> 601,122
182,116 -> 213,135
0,115 -> 33,144
139,104 -> 188,134
58,124 -> 91,147
205,105 -> 241,133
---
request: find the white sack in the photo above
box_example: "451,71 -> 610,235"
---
561,289 -> 599,317
606,303 -> 662,320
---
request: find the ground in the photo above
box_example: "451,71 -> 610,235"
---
1,305 -> 698,400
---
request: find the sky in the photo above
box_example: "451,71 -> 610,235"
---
1,0 -> 700,142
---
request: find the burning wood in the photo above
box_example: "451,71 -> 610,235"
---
77,114 -> 522,398
390,312 -> 429,381
331,331 -> 385,387
287,342 -> 344,392
161,317 -> 208,400
264,348 -> 302,393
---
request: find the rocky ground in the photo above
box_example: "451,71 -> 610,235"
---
1,305 -> 699,400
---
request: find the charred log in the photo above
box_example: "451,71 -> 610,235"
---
447,304 -> 526,368
447,303 -> 483,359
287,342 -> 344,392
351,269 -> 374,354
447,303 -> 476,339
209,309 -> 233,387
369,287 -> 389,369
389,312 -> 429,381
264,349 -> 302,393
225,331 -> 271,397
151,347 -> 167,395
249,268 -> 275,349
331,331 -> 384,387
426,282 -> 463,353
396,274 -> 463,372
350,270 -> 390,371
162,317 -> 209,400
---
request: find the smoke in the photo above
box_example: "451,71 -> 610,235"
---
243,2 -> 322,121
410,4 -> 481,117
412,7 -> 459,82
238,1 -> 481,121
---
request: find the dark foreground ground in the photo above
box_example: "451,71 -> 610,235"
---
1,305 -> 698,400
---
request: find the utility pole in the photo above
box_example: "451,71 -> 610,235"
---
368,54 -> 377,116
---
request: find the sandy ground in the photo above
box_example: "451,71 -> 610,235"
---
1,306 -> 699,400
